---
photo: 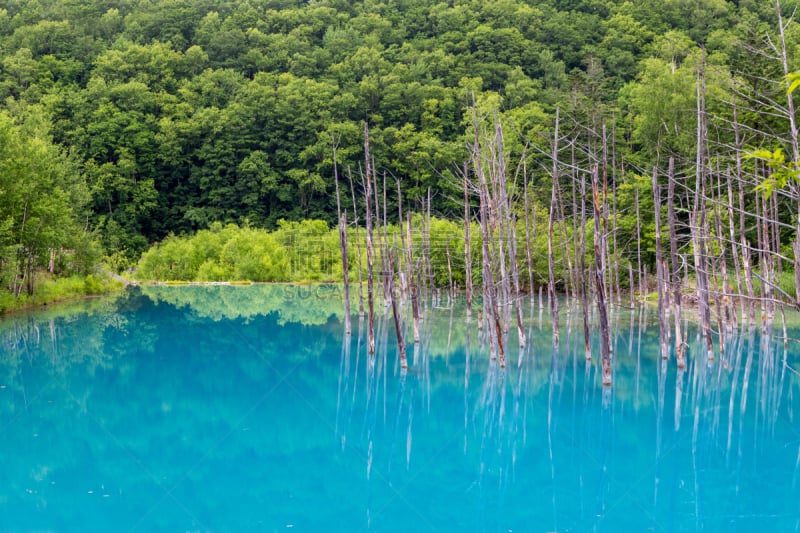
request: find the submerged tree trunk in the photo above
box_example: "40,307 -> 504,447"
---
523,159 -> 534,300
592,165 -> 612,386
667,158 -> 685,367
347,168 -> 365,317
775,0 -> 800,306
653,167 -> 669,361
471,99 -> 505,365
387,248 -> 407,369
509,214 -> 526,349
410,218 -> 421,343
464,163 -> 473,317
338,212 -> 352,335
548,108 -> 560,345
396,179 -> 408,298
693,52 -> 714,361
334,141 -> 351,335
580,166 -> 591,361
364,123 -> 376,355
635,185 -> 644,297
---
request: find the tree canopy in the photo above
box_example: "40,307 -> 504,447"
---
0,0 -> 797,271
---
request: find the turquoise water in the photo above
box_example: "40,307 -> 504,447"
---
1,286 -> 799,532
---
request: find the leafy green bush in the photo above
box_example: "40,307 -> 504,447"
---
135,223 -> 292,282
221,228 -> 289,282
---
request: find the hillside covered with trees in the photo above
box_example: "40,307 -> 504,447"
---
0,0 -> 798,304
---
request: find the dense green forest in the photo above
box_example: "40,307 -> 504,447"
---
1,0 -> 798,304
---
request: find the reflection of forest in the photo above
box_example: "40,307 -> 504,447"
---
140,284 -> 346,325
3,290 -> 799,415
0,291 -> 799,529
0,288 -> 346,529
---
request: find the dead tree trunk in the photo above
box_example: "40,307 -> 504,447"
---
347,168 -> 365,317
382,171 -> 391,312
548,108 -> 561,345
653,167 -> 669,360
509,213 -> 526,349
523,159 -> 534,300
732,93 -> 756,326
445,239 -> 454,299
592,165 -> 612,386
410,214 -> 421,344
464,163 -> 473,316
635,185 -> 644,297
667,158 -> 686,367
726,169 -> 744,328
397,179 -> 408,298
610,119 -> 621,302
493,117 -> 512,331
471,99 -> 505,365
387,248 -> 407,370
555,167 -> 576,303
478,168 -> 505,365
334,141 -> 351,335
775,0 -> 800,305
580,165 -> 591,361
693,52 -> 715,361
426,187 -> 435,302
713,170 -> 735,333
364,123 -> 376,355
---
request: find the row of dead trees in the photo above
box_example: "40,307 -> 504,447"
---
333,88 -> 800,387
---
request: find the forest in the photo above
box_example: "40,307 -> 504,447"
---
0,0 -> 799,313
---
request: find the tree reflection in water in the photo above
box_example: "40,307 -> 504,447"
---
0,290 -> 799,530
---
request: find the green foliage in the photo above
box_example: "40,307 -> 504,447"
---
744,69 -> 800,196
787,71 -> 800,96
0,0 -> 798,287
0,273 -> 122,313
746,148 -> 799,196
136,223 -> 291,282
1,0 -> 729,259
0,107 -> 100,299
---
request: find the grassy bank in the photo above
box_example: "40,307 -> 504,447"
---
0,273 -> 125,315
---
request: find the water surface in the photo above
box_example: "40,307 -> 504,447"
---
1,286 -> 799,531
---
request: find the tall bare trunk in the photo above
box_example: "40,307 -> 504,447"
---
464,163 -> 473,316
693,52 -> 714,360
523,159 -> 534,300
775,0 -> 800,304
387,248 -> 407,369
653,167 -> 669,360
667,158 -> 685,367
610,118 -> 621,302
364,123 -> 376,354
580,166 -> 591,361
726,169 -> 744,328
347,168 -> 365,317
334,141 -> 351,335
509,213 -> 526,349
471,99 -> 505,365
445,239 -> 454,298
592,165 -> 612,385
548,108 -> 560,345
396,179 -> 407,298
410,214 -> 421,344
635,186 -> 643,297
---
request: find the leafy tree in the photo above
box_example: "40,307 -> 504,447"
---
0,108 -> 93,296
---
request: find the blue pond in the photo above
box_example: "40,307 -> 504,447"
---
1,285 -> 799,531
